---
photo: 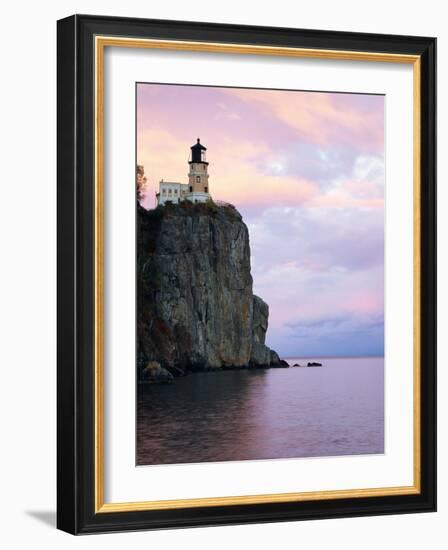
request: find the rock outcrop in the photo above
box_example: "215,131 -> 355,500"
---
137,201 -> 283,378
250,296 -> 273,367
140,361 -> 174,384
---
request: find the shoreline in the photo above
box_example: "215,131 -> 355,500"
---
137,356 -> 384,385
138,359 -> 329,384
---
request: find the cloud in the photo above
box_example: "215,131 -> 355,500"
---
137,83 -> 384,210
245,206 -> 384,274
222,88 -> 384,153
137,83 -> 385,356
243,205 -> 384,357
283,312 -> 384,357
286,312 -> 384,338
137,125 -> 322,209
254,143 -> 358,186
214,102 -> 241,121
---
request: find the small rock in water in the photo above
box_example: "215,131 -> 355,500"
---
141,361 -> 174,384
307,361 -> 323,367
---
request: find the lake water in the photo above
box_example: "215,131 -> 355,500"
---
137,357 -> 384,465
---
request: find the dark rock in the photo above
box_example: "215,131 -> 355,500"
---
307,362 -> 323,367
250,342 -> 272,367
270,354 -> 290,368
252,296 -> 269,342
140,361 -> 174,384
249,296 -> 275,367
137,203 -> 282,377
293,363 -> 302,367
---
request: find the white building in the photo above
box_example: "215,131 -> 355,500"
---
157,181 -> 189,205
156,138 -> 211,206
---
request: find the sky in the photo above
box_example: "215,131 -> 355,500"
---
137,83 -> 385,358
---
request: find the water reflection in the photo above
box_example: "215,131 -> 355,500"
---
137,357 -> 384,465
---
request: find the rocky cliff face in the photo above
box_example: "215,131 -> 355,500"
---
137,201 -> 283,377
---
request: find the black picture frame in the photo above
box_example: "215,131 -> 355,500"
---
57,14 -> 436,535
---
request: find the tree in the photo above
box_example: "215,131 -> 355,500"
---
136,165 -> 147,203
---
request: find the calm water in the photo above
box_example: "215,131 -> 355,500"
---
137,357 -> 384,465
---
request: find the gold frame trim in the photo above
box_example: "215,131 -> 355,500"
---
94,36 -> 422,513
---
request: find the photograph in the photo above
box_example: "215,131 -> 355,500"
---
136,83 -> 385,466
53,12 -> 436,535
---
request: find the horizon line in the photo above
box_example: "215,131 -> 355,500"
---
282,354 -> 385,359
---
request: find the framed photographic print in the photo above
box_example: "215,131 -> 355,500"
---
57,14 -> 436,534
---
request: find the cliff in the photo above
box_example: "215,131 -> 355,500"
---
137,201 -> 284,378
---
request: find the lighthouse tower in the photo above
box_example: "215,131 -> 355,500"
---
187,138 -> 210,203
156,138 -> 212,205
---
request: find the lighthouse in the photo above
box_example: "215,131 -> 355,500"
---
156,139 -> 212,206
187,138 -> 210,202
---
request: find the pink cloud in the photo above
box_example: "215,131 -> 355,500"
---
136,83 -> 385,355
222,88 -> 384,153
138,126 -> 320,209
307,192 -> 384,210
